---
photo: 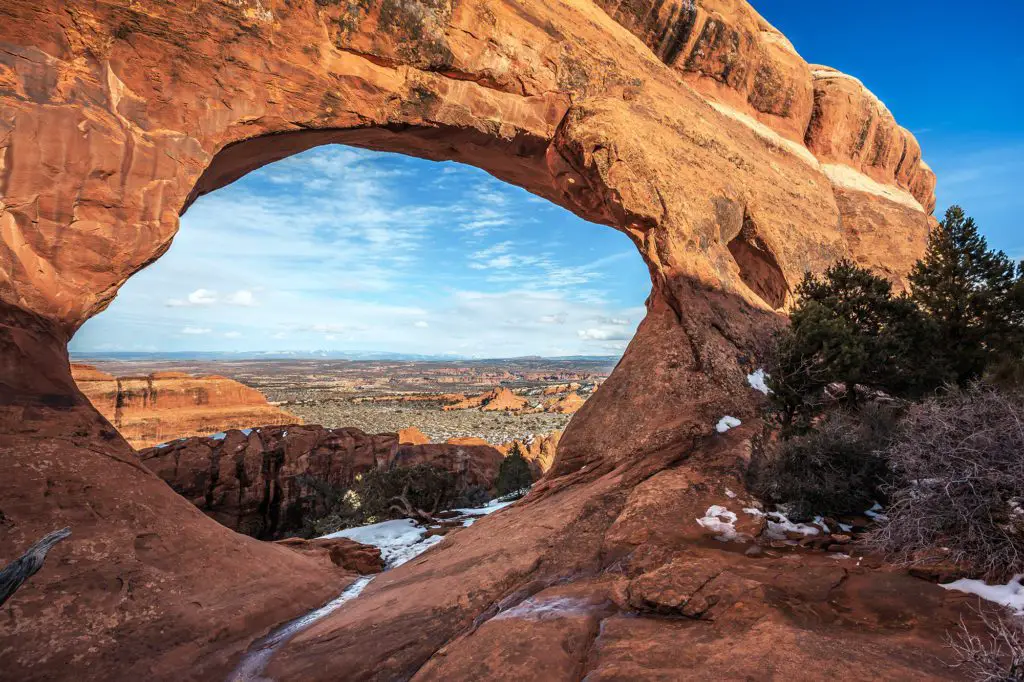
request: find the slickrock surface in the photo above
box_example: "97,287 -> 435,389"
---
71,363 -> 298,448
137,425 -> 509,538
0,0 -> 951,679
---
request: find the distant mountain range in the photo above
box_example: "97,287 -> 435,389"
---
70,350 -> 622,363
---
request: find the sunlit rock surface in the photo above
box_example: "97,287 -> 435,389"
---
0,1 -> 953,680
72,363 -> 298,448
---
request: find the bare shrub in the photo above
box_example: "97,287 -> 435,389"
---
865,387 -> 1024,579
947,607 -> 1024,681
746,404 -> 897,520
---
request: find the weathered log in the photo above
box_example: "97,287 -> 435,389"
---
0,528 -> 71,607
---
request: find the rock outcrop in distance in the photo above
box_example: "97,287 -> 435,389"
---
138,424 -> 512,539
0,0 -> 959,679
71,363 -> 298,448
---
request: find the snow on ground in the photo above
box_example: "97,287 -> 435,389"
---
747,369 -> 771,395
716,416 -> 742,433
940,575 -> 1024,614
755,510 -> 822,540
324,519 -> 439,568
493,596 -> 594,622
230,575 -> 374,681
697,505 -> 739,541
323,498 -> 514,568
864,502 -> 889,521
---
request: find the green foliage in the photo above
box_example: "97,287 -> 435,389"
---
496,443 -> 533,498
747,405 -> 898,519
356,464 -> 460,519
909,205 -> 1024,386
766,259 -> 941,432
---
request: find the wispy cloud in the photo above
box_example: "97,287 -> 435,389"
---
71,146 -> 651,357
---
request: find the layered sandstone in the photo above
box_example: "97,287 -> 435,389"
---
137,425 -> 508,538
0,0 -> 950,679
71,363 -> 298,448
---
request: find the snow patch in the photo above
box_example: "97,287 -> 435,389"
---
743,507 -> 765,517
697,505 -> 739,541
763,511 -> 821,540
716,416 -> 742,433
864,502 -> 889,521
940,575 -> 1024,614
725,488 -> 737,499
494,596 -> 594,622
747,369 -> 771,395
324,519 -> 439,569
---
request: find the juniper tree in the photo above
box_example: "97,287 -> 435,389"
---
909,206 -> 1023,385
496,443 -> 533,497
767,259 -> 940,433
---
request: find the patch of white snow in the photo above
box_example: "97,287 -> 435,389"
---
716,416 -> 742,433
940,575 -> 1024,614
764,511 -> 821,540
864,502 -> 889,521
747,369 -> 771,395
697,505 -> 739,541
725,488 -> 737,499
493,596 -> 594,622
323,519 -> 440,569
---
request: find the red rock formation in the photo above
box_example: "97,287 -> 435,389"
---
0,0 -> 952,679
392,443 -> 506,490
497,432 -> 561,474
443,387 -> 530,412
542,382 -> 581,396
275,537 -> 384,575
397,426 -> 430,445
138,425 -> 396,538
543,391 -> 586,414
137,425 -> 508,538
72,363 -> 298,448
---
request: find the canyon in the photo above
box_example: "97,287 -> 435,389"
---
0,0 -> 966,680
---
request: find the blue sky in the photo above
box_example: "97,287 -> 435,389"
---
71,2 -> 1021,357
70,148 -> 651,357
759,1 -> 1024,261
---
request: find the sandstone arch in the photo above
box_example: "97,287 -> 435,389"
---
0,1 -> 952,680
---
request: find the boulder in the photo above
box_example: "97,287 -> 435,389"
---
275,537 -> 384,575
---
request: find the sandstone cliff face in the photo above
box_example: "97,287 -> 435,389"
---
0,1 -> 949,679
138,425 -> 507,538
71,364 -> 298,448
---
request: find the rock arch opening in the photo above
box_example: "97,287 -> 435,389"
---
727,213 -> 789,309
70,142 -> 652,535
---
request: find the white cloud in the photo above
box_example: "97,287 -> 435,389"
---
70,146 -> 652,357
167,288 -> 218,307
577,328 -> 632,341
227,290 -> 256,306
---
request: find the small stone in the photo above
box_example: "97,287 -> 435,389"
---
744,545 -> 765,558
